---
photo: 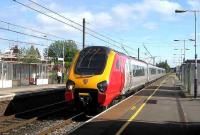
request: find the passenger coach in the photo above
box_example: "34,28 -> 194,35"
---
65,46 -> 165,111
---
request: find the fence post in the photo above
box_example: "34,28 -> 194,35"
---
20,64 -> 22,87
1,63 -> 3,88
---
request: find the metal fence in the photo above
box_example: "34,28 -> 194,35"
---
180,60 -> 200,96
0,62 -> 60,88
0,62 -> 13,88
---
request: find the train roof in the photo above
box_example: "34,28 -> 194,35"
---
83,46 -> 165,70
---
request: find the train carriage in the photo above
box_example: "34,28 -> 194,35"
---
65,46 -> 165,111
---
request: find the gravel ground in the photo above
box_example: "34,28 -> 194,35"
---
6,117 -> 87,135
3,111 -> 84,135
50,122 -> 83,135
50,114 -> 91,135
7,119 -> 63,135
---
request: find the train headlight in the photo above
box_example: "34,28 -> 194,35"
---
97,81 -> 108,92
66,80 -> 75,91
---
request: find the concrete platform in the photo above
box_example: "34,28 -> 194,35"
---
70,74 -> 200,135
0,84 -> 65,101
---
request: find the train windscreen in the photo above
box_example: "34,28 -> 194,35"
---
75,47 -> 108,75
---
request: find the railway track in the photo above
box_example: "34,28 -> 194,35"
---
37,112 -> 88,135
0,100 -> 68,134
0,76 -> 168,134
42,76 -> 169,135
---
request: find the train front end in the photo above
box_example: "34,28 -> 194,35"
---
65,46 -> 115,111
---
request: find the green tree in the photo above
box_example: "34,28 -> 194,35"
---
22,45 -> 41,63
44,40 -> 79,65
156,60 -> 170,73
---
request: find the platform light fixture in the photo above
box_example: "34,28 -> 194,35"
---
173,39 -> 190,63
174,49 -> 184,64
175,9 -> 187,13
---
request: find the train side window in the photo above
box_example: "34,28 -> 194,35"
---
150,68 -> 156,75
158,69 -> 161,74
116,59 -> 120,70
133,65 -> 145,77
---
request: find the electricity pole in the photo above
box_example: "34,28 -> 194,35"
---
83,18 -> 85,49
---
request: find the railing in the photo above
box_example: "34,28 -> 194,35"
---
180,63 -> 200,95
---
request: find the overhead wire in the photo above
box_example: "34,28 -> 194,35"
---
13,0 -> 166,58
143,45 -> 153,57
13,0 -> 139,55
0,20 -> 65,40
0,36 -> 84,49
29,0 -> 175,49
12,0 -> 122,49
0,26 -> 83,47
28,0 -> 130,49
0,36 -> 46,46
0,27 -> 56,42
0,20 -> 84,46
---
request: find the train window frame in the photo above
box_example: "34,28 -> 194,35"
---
150,68 -> 156,75
74,47 -> 108,75
133,65 -> 145,77
158,69 -> 161,74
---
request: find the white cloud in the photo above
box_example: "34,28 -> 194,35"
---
143,22 -> 159,30
36,11 -> 114,35
112,0 -> 182,21
187,0 -> 200,9
93,12 -> 113,28
36,13 -> 80,35
147,0 -> 181,15
112,4 -> 136,19
34,0 -> 182,35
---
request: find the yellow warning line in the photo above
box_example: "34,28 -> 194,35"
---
115,76 -> 169,135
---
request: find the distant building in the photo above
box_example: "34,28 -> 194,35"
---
0,45 -> 19,62
0,45 -> 49,63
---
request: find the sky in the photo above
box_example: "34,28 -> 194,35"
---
0,0 -> 200,67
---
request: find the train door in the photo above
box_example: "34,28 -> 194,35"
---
129,61 -> 134,89
115,56 -> 123,94
119,57 -> 125,93
147,64 -> 150,82
121,59 -> 131,94
110,55 -> 124,96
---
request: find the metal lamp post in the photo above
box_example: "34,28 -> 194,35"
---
174,40 -> 185,62
173,53 -> 182,65
175,9 -> 199,98
174,49 -> 184,64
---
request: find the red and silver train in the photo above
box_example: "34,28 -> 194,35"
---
65,46 -> 165,111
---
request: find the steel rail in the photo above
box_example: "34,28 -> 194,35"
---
37,112 -> 85,135
0,101 -> 68,133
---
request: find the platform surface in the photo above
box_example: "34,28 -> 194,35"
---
70,74 -> 200,135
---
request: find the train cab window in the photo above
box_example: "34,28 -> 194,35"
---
75,47 -> 108,75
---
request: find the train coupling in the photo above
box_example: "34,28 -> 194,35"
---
79,93 -> 92,107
